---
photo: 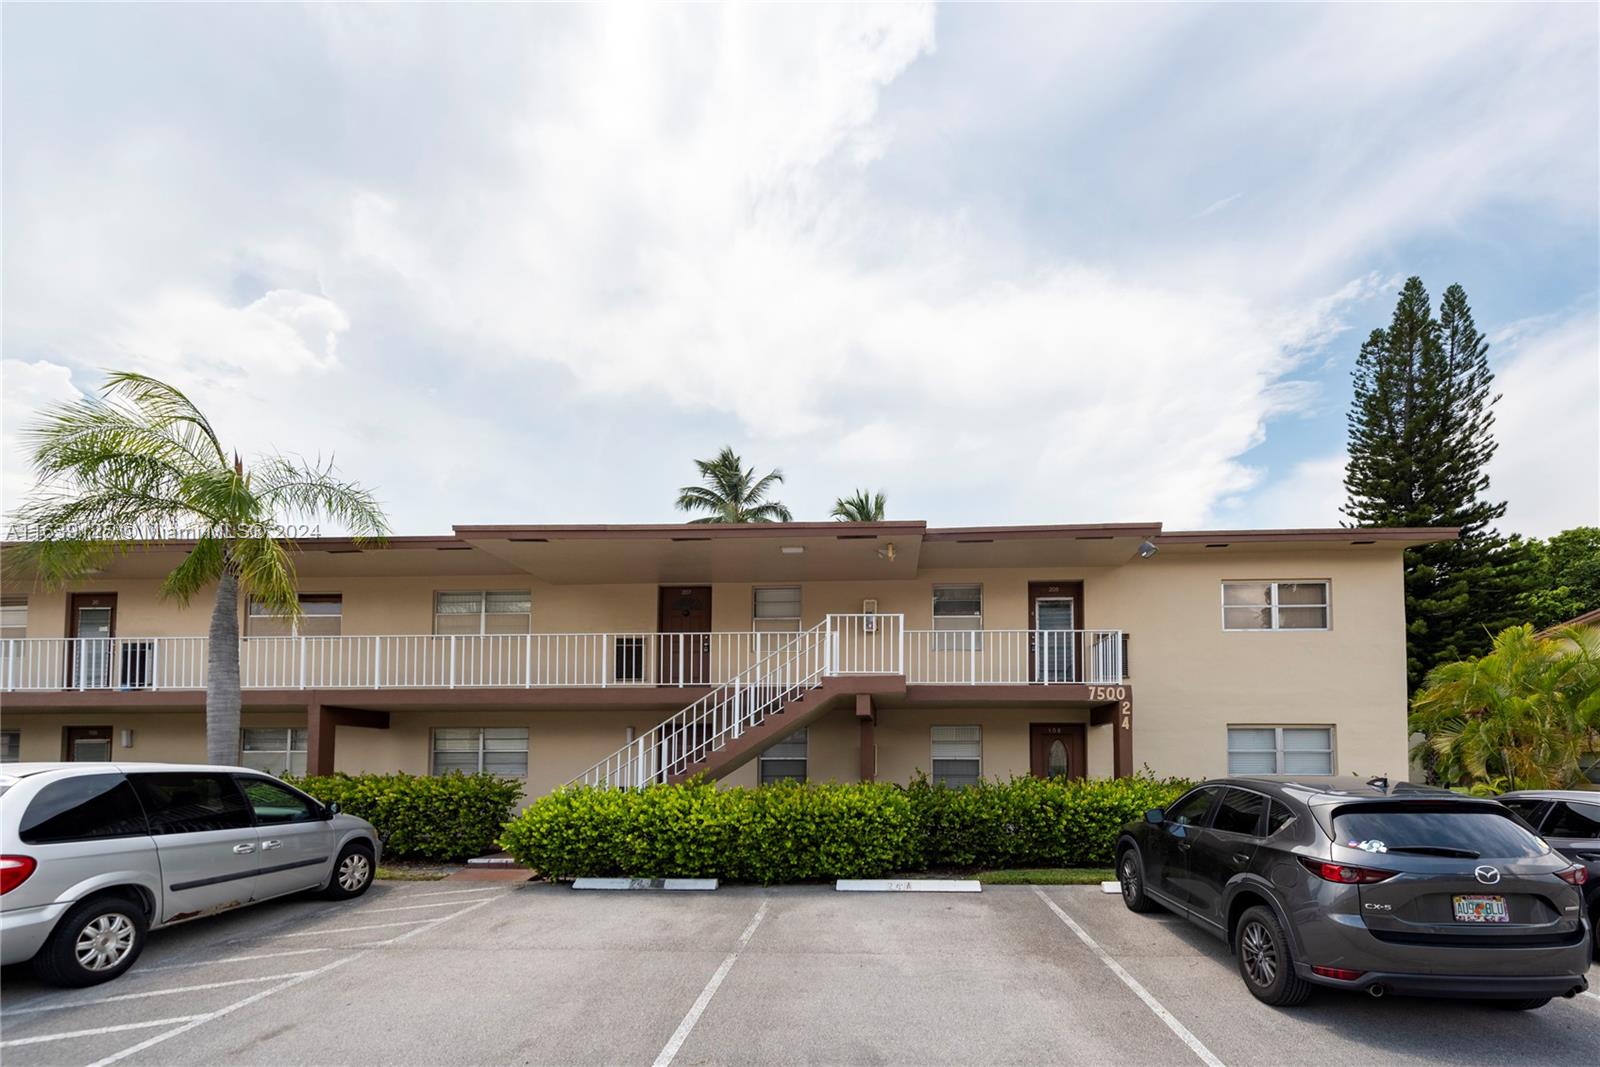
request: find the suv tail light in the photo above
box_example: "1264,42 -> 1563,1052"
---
1312,966 -> 1366,981
0,855 -> 37,895
1299,857 -> 1397,884
1555,864 -> 1589,886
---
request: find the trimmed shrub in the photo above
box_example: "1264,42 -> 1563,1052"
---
289,771 -> 523,862
498,773 -> 1189,882
498,779 -> 919,883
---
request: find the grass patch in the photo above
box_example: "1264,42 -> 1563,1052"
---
376,861 -> 459,881
975,867 -> 1115,885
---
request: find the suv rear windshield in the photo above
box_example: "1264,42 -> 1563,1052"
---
1331,805 -> 1550,860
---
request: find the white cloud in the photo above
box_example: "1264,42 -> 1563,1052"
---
1,360 -> 84,514
1,4 -> 1593,532
1223,453 -> 1349,531
1488,310 -> 1600,538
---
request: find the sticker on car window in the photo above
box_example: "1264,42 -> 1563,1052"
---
1350,839 -> 1388,853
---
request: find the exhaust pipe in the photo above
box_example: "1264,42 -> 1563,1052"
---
1367,984 -> 1386,998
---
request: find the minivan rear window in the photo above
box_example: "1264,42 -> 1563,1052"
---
1331,805 -> 1550,860
20,774 -> 149,844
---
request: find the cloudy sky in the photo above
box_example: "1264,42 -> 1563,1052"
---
3,4 -> 1596,537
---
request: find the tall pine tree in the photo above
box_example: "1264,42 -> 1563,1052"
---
1344,278 -> 1531,691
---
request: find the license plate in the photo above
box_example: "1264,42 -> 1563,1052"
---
1452,894 -> 1508,923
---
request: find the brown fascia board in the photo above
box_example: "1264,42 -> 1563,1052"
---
1537,606 -> 1600,637
922,522 -> 1163,542
0,535 -> 470,554
1155,527 -> 1459,546
452,521 -> 927,541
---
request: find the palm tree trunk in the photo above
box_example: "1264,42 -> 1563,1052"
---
206,569 -> 242,765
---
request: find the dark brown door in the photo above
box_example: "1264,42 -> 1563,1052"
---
1030,723 -> 1086,779
657,586 -> 713,684
63,725 -> 113,762
1028,582 -> 1082,683
67,593 -> 116,689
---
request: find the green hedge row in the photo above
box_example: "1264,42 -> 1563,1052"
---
498,774 -> 1193,882
288,771 -> 523,863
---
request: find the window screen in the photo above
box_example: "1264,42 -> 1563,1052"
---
1222,582 -> 1329,631
435,591 -> 533,635
246,594 -> 343,637
932,586 -> 983,650
432,727 -> 529,776
240,727 -> 309,777
753,587 -> 802,633
1227,726 -> 1333,774
931,725 -> 981,788
0,730 -> 18,763
759,727 -> 807,784
0,595 -> 27,639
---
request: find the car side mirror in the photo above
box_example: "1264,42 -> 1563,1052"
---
1145,808 -> 1164,825
325,801 -> 340,817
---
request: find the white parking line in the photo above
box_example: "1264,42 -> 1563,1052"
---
83,895 -> 499,1066
652,897 -> 770,1067
1,1015 -> 204,1048
358,899 -> 478,914
1034,888 -> 1226,1067
280,917 -> 435,937
407,885 -> 506,898
2,972 -> 313,1016
140,947 -> 335,972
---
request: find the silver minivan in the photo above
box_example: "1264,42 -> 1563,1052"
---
1,762 -> 381,986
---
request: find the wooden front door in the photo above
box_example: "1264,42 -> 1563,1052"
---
1030,723 -> 1086,780
68,593 -> 116,689
1028,581 -> 1082,683
657,586 -> 713,684
63,725 -> 113,762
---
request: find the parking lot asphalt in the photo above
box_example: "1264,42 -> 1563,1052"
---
2,880 -> 1596,1066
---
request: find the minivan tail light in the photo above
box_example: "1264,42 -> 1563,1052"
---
0,855 -> 37,895
1299,857 -> 1397,884
1555,864 -> 1588,886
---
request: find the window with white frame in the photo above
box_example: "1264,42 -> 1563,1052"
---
434,591 -> 532,636
931,725 -> 982,787
932,585 -> 983,650
1227,726 -> 1334,774
240,727 -> 308,777
752,587 -> 802,633
1221,582 -> 1329,631
1,729 -> 19,763
759,727 -> 807,784
1,596 -> 27,640
246,594 -> 342,637
431,727 -> 528,776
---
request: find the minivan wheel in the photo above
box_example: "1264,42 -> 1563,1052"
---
322,842 -> 375,900
1493,998 -> 1551,1011
1117,848 -> 1157,913
1235,905 -> 1312,1006
33,894 -> 148,987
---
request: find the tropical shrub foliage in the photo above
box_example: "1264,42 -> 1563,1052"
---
290,771 -> 523,862
498,774 -> 1193,882
1410,624 -> 1600,790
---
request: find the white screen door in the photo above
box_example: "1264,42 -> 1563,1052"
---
1035,598 -> 1075,683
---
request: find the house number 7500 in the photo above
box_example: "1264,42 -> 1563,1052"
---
1087,686 -> 1128,701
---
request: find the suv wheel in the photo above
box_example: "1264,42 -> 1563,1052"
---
33,894 -> 149,987
1117,847 -> 1157,913
322,842 -> 375,900
1235,905 -> 1311,1006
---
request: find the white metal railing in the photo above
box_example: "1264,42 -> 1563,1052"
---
0,622 -> 1124,693
0,629 -> 889,692
572,618 -> 841,788
903,629 -> 1124,685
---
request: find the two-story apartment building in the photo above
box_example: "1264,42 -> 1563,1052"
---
0,521 -> 1450,795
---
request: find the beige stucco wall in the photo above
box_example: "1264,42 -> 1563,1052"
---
1,546 -> 1411,784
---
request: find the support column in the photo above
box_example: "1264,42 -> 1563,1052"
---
856,694 -> 876,782
1091,692 -> 1134,779
306,701 -> 336,777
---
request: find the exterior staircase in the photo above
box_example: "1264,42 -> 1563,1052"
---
570,615 -> 899,787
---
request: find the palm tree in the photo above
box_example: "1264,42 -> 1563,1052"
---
675,446 -> 793,523
6,372 -> 389,764
1409,624 -> 1600,789
831,489 -> 886,522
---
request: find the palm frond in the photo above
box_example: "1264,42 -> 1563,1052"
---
100,371 -> 227,466
160,536 -> 230,604
252,454 -> 390,542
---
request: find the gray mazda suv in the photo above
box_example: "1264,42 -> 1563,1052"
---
1115,777 -> 1591,1008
